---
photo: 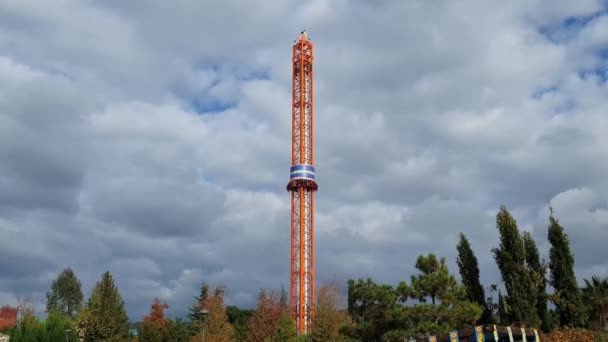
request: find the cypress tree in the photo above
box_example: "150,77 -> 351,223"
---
547,209 -> 586,327
456,232 -> 493,323
522,231 -> 550,331
498,290 -> 507,324
492,206 -> 540,327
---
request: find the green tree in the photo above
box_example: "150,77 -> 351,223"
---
345,255 -> 482,341
42,310 -> 75,341
522,231 -> 550,331
274,312 -> 297,341
46,267 -> 84,318
547,209 -> 586,327
582,276 -> 608,330
165,318 -> 192,342
74,271 -> 131,341
410,253 -> 461,305
227,306 -> 255,341
456,232 -> 493,324
188,282 -> 209,324
6,309 -> 45,342
498,290 -> 507,324
492,206 -> 540,327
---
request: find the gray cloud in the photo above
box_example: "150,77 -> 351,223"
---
0,0 -> 607,323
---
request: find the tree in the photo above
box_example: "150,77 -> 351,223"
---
456,232 -> 493,324
311,280 -> 349,341
247,289 -> 286,342
492,206 -> 540,327
197,285 -> 234,342
498,290 -> 507,324
547,210 -> 586,327
74,271 -> 131,341
165,318 -> 192,342
410,253 -> 460,305
274,312 -> 297,341
582,276 -> 608,330
227,306 -> 255,341
46,267 -> 84,318
522,231 -> 550,331
344,255 -> 483,341
188,282 -> 209,324
138,298 -> 171,341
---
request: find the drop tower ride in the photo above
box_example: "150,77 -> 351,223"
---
286,30 -> 317,335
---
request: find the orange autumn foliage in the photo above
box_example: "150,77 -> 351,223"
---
191,286 -> 234,342
541,328 -> 608,342
246,289 -> 286,342
143,298 -> 170,329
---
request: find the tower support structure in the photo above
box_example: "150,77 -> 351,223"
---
286,30 -> 317,335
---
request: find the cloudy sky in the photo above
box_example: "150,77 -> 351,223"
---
1,0 -> 608,321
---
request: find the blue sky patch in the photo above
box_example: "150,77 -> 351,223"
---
538,9 -> 608,44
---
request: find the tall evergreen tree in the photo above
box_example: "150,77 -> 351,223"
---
522,231 -> 550,331
498,290 -> 507,324
547,209 -> 586,327
74,271 -> 131,341
46,267 -> 84,318
188,282 -> 209,324
492,206 -> 540,327
456,232 -> 493,324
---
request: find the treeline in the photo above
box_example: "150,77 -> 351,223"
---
0,269 -> 347,341
1,205 -> 607,341
342,206 -> 608,341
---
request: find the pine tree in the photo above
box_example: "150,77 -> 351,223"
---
492,206 -> 540,327
188,282 -> 209,324
456,232 -> 493,324
410,253 -> 459,305
74,271 -> 131,341
547,209 -> 586,327
522,231 -> 550,331
46,267 -> 84,318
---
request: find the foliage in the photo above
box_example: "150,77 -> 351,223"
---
456,232 -> 493,324
409,254 -> 460,305
195,286 -> 235,342
226,305 -> 255,341
74,271 -> 132,341
582,276 -> 608,330
247,289 -> 287,342
46,267 -> 84,318
6,310 -> 74,342
274,312 -> 297,341
137,298 -> 171,341
188,283 -> 209,325
311,280 -> 349,341
165,318 -> 192,342
542,327 -> 608,342
344,254 -> 482,341
522,231 -> 550,332
547,210 -> 587,327
492,206 -> 540,327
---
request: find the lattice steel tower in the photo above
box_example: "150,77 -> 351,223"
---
286,30 -> 317,335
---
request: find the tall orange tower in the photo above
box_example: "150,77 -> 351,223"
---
287,30 -> 317,335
